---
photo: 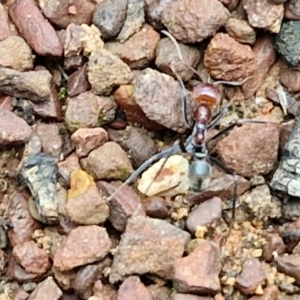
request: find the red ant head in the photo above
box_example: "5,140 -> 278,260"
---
190,83 -> 222,107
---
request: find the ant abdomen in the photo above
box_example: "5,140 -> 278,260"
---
189,157 -> 212,192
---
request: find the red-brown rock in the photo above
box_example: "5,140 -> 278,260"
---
173,241 -> 221,295
0,4 -> 13,41
162,0 -> 230,43
53,226 -> 111,271
235,258 -> 266,295
13,241 -> 50,275
40,0 -> 96,29
106,24 -> 160,69
117,276 -> 154,300
216,116 -> 280,177
242,35 -> 277,99
7,192 -> 40,247
9,0 -> 63,57
28,277 -> 62,300
285,0 -> 300,20
71,128 -> 108,158
204,33 -> 257,82
0,110 -> 32,145
243,0 -> 284,33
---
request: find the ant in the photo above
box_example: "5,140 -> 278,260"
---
107,30 -> 273,224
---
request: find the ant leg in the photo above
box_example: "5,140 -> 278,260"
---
170,65 -> 191,128
207,105 -> 230,130
106,144 -> 182,201
207,118 -> 279,145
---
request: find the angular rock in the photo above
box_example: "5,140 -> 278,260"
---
58,153 -> 81,185
285,0 -> 300,20
114,85 -> 165,131
72,257 -> 112,299
39,0 -> 96,29
186,197 -> 222,234
137,155 -> 190,197
276,254 -> 300,284
263,233 -> 286,262
71,128 -> 108,158
6,192 -> 40,247
92,0 -> 127,40
242,35 -> 277,99
18,135 -> 59,224
65,92 -> 116,132
52,267 -> 76,290
64,24 -> 104,58
66,170 -> 109,225
248,285 -> 279,300
0,36 -> 33,71
107,126 -> 157,167
144,0 -> 175,29
117,276 -> 154,300
106,24 -> 160,69
97,181 -> 145,231
9,0 -> 63,57
35,123 -> 62,162
116,0 -> 145,42
216,116 -> 280,177
162,0 -> 230,43
11,289 -> 30,300
280,69 -> 300,92
0,110 -> 32,145
225,18 -> 256,45
68,63 -> 90,97
81,142 -> 133,181
88,48 -> 132,95
155,37 -> 201,82
93,280 -> 117,300
204,33 -> 257,82
240,185 -> 281,221
0,68 -> 52,102
133,68 -> 193,132
0,4 -> 13,41
173,241 -> 221,295
29,88 -> 62,121
53,226 -> 111,271
13,241 -> 50,275
235,258 -> 266,295
275,21 -> 300,67
109,216 -> 190,282
243,0 -> 284,33
28,277 -> 62,300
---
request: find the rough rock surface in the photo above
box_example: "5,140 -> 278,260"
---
0,68 -> 52,102
216,117 -> 280,177
117,276 -> 154,300
0,110 -> 32,145
173,241 -> 221,295
109,216 -> 190,282
204,33 -> 257,82
88,48 -> 132,95
80,142 -> 133,181
132,68 -> 193,132
9,0 -> 63,57
0,36 -> 33,71
39,0 -> 96,29
106,24 -> 160,69
92,0 -> 127,40
243,0 -> 284,33
161,0 -> 230,43
235,258 -> 266,295
53,226 -> 111,271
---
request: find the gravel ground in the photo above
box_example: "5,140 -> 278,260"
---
1,0 -> 300,299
